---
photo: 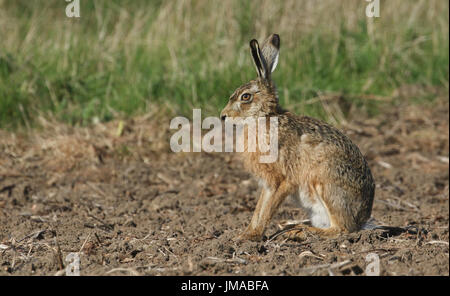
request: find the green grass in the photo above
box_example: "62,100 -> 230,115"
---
0,0 -> 448,129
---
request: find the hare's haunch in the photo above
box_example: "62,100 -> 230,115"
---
220,34 -> 375,241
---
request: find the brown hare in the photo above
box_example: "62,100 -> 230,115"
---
220,34 -> 375,241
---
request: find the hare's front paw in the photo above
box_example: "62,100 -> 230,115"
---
233,229 -> 263,242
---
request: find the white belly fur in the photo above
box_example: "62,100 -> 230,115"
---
292,187 -> 331,228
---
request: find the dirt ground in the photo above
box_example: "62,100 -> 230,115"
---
0,94 -> 448,276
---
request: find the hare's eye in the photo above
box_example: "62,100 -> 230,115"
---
241,93 -> 252,101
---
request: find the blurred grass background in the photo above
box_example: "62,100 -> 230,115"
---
0,0 -> 448,129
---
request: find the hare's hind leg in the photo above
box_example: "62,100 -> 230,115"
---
281,181 -> 366,241
278,182 -> 347,241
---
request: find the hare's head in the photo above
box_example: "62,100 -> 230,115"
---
221,34 -> 281,120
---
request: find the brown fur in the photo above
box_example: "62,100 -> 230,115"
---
220,34 -> 375,241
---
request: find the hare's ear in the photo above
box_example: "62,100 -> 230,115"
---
250,39 -> 268,80
261,34 -> 280,73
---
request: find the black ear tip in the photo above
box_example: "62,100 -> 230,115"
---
249,39 -> 259,48
271,34 -> 280,48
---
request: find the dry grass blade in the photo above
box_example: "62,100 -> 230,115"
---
377,160 -> 393,169
299,260 -> 352,274
277,219 -> 311,230
106,268 -> 140,276
437,156 -> 449,164
206,256 -> 247,264
376,199 -> 412,212
391,196 -> 420,212
0,244 -> 10,250
87,182 -> 107,198
299,251 -> 324,261
79,233 -> 93,253
425,241 -> 449,246
266,227 -> 296,244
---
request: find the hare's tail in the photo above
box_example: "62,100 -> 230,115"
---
361,217 -> 379,230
